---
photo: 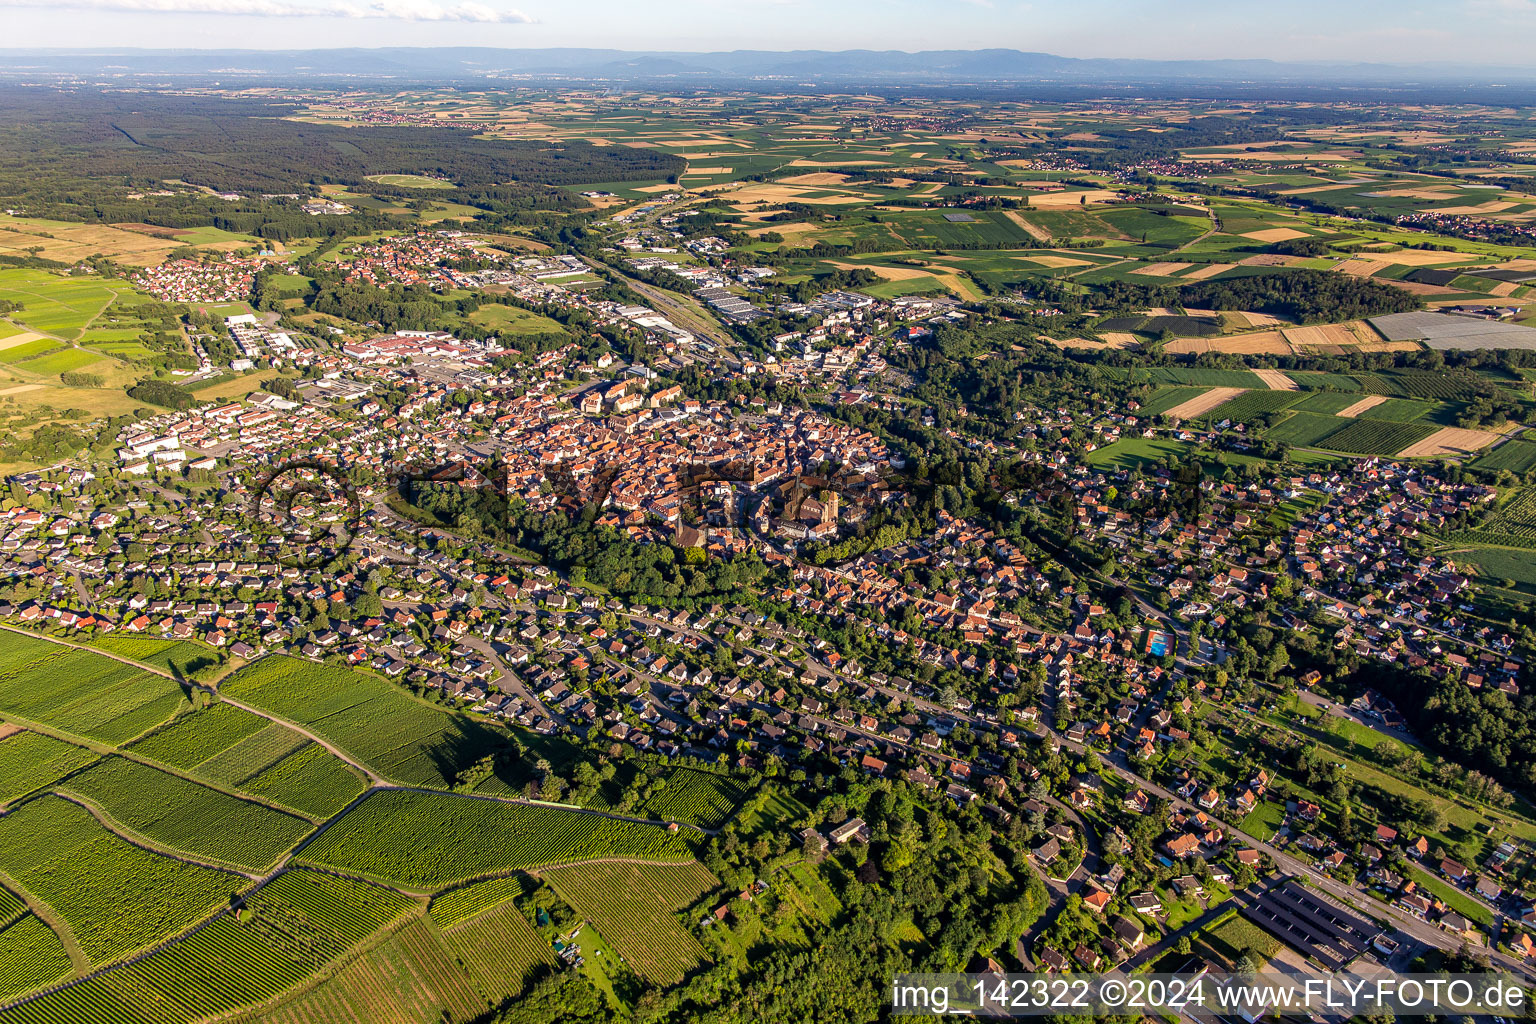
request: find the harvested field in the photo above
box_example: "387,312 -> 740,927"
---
1384,280 -> 1461,296
1130,262 -> 1187,277
1228,310 -> 1289,328
1095,332 -> 1141,348
1165,331 -> 1289,355
1181,263 -> 1236,281
1429,202 -> 1518,215
824,261 -> 932,282
1338,395 -> 1389,418
1027,189 -> 1122,207
1283,323 -> 1365,349
1335,258 -> 1387,277
1165,387 -> 1245,420
1243,228 -> 1310,243
1397,427 -> 1502,458
0,331 -> 47,352
1029,254 -> 1094,268
778,172 -> 850,185
1002,210 -> 1052,242
1238,254 -> 1307,268
1254,369 -> 1298,391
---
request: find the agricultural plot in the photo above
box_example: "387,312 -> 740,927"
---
0,795 -> 238,966
1135,386 -> 1209,417
1313,418 -> 1438,456
0,731 -> 98,805
428,875 -> 527,929
1456,486 -> 1536,548
1292,392 -> 1365,415
637,768 -> 749,829
0,637 -> 187,745
91,637 -> 220,677
5,870 -> 417,1024
1201,389 -> 1304,423
0,914 -> 73,1002
127,704 -> 268,771
1471,439 -> 1536,475
235,743 -> 367,819
220,656 -> 510,788
1265,412 -> 1357,447
57,757 -> 313,871
542,860 -> 717,985
441,899 -> 555,1003
298,790 -> 694,890
241,917 -> 485,1024
0,270 -> 133,342
1360,398 -> 1436,422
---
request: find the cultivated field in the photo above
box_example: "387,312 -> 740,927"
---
1164,387 -> 1245,420
540,860 -> 718,985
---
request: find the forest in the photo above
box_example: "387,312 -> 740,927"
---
0,88 -> 682,234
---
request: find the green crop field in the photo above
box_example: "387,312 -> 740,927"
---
428,875 -> 527,929
1265,411 -> 1352,447
637,768 -> 749,829
1315,418 -> 1437,456
0,731 -> 98,805
127,704 -> 268,771
57,757 -> 313,871
540,859 -> 717,985
1136,386 -> 1208,417
0,634 -> 187,745
0,914 -> 73,1002
2,869 -> 418,1023
298,789 -> 695,889
1290,392 -> 1361,415
0,795 -> 238,966
1202,390 -> 1304,423
1362,398 -> 1436,422
1472,440 -> 1536,475
441,898 -> 555,1001
91,636 -> 219,676
235,743 -> 367,819
220,655 -> 510,788
1085,438 -> 1190,471
0,270 -> 129,342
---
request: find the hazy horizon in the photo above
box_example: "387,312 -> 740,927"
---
0,0 -> 1533,66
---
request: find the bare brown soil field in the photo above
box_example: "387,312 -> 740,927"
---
1397,427 -> 1502,458
1029,254 -> 1095,268
1338,395 -> 1389,418
1166,387 -> 1246,420
1130,262 -> 1187,277
0,723 -> 23,741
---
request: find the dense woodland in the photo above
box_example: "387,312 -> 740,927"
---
0,89 -> 682,235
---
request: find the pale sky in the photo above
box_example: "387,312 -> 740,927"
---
1,0 -> 1534,66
